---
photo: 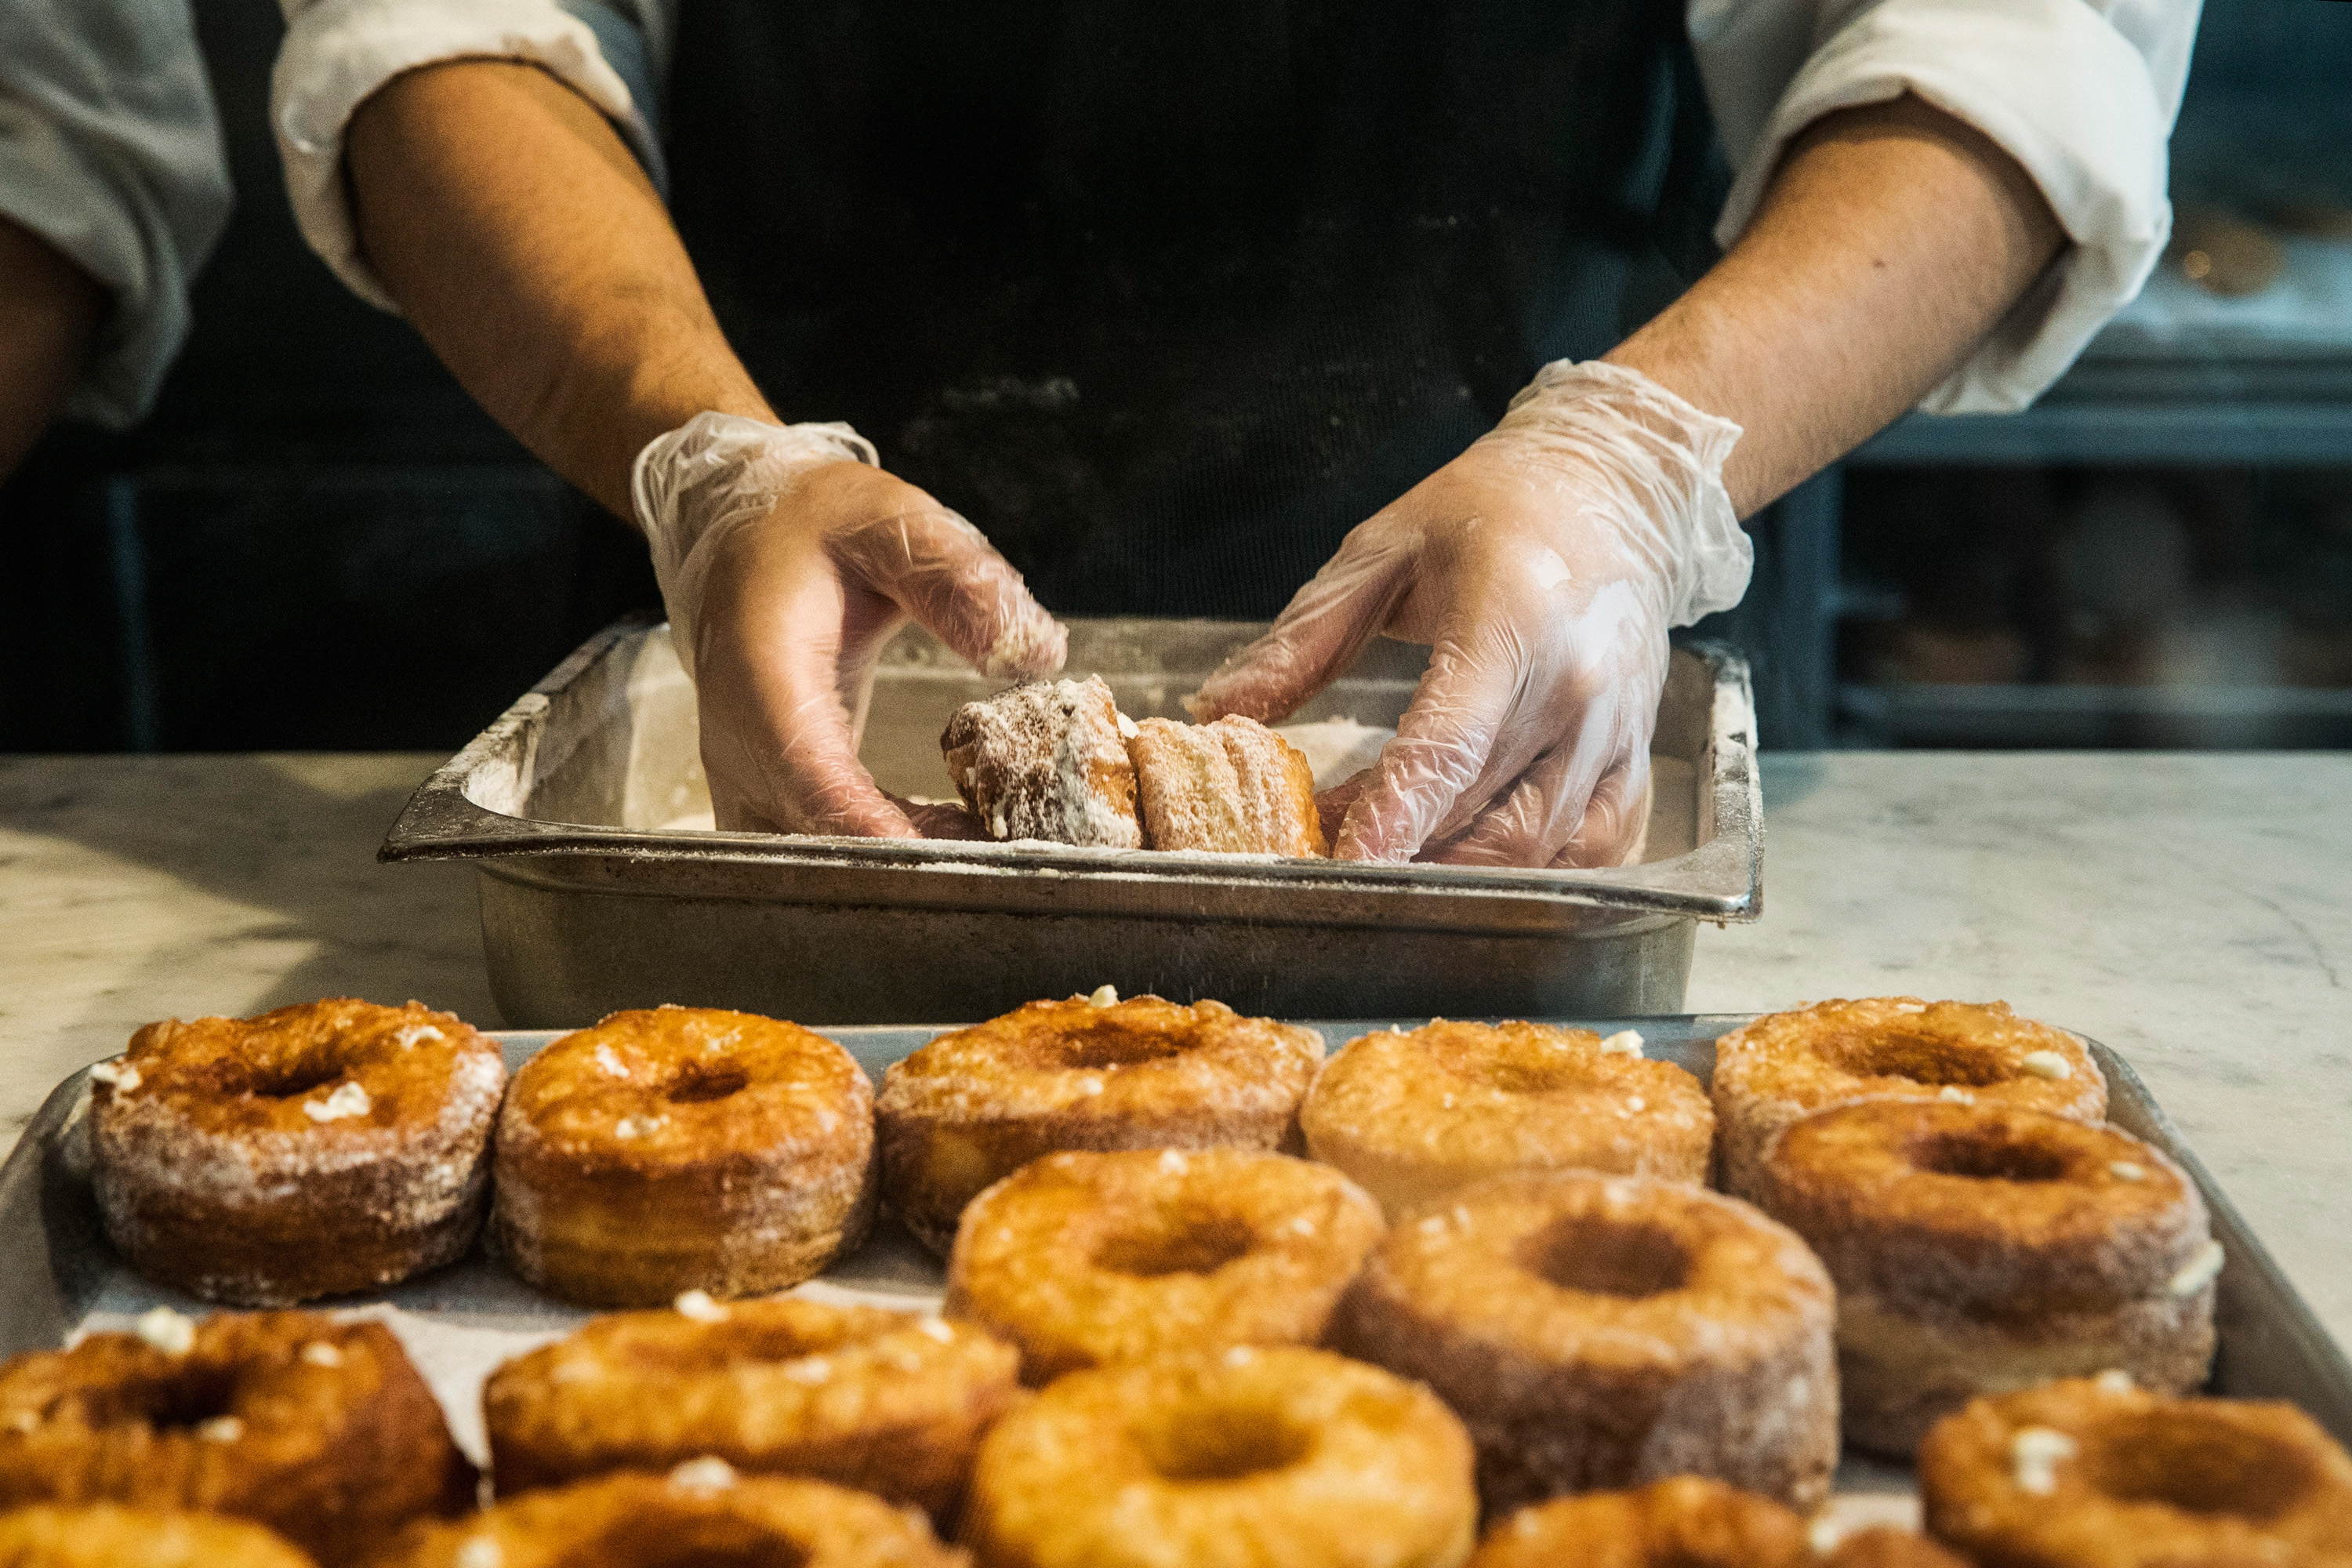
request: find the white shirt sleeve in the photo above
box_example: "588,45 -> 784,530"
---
1687,0 -> 2203,414
0,0 -> 233,427
270,0 -> 676,313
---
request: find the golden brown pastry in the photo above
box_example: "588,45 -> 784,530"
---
0,1505 -> 317,1568
1127,714 -> 1326,855
1466,1476 -> 1809,1568
942,675 -> 1142,847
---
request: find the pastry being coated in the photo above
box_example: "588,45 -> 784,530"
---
1712,998 -> 2107,1199
493,1007 -> 876,1306
485,1295 -> 1020,1519
960,1347 -> 1475,1568
0,1505 -> 317,1568
1336,1171 -> 1838,1515
1918,1378 -> 2352,1568
877,993 -> 1323,1255
1466,1476 -> 1811,1568
1755,1099 -> 2218,1457
1127,714 -> 1327,855
945,1147 -> 1385,1383
0,1310 -> 473,1566
1301,1021 -> 1711,1214
89,999 -> 503,1305
372,1468 -> 965,1568
942,675 -> 1142,847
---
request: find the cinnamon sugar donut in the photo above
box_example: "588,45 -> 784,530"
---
1755,1100 -> 2218,1457
1127,715 -> 1327,855
1712,999 -> 2105,1200
0,1505 -> 317,1568
89,999 -> 503,1305
878,994 -> 1323,1256
374,1465 -> 964,1568
1335,1171 -> 1838,1515
1918,1378 -> 2352,1568
960,1346 -> 1475,1568
944,675 -> 1142,848
0,1309 -> 473,1566
944,1148 -> 1385,1384
1301,1021 -> 1711,1214
1465,1476 -> 1810,1568
493,1006 -> 875,1306
485,1295 -> 1020,1519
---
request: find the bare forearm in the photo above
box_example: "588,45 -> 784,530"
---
346,60 -> 768,517
1608,93 -> 2063,517
0,214 -> 104,480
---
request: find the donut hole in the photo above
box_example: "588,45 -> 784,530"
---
245,1060 -> 350,1100
2082,1414 -> 2318,1521
666,1065 -> 750,1105
582,1521 -> 807,1568
1132,1405 -> 1313,1482
94,1367 -> 239,1431
1094,1217 -> 1256,1279
1521,1217 -> 1690,1299
1821,1029 -> 2010,1087
1055,1024 -> 1197,1069
1913,1132 -> 2068,1185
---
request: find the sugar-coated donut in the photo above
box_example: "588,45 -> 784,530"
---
1336,1171 -> 1838,1515
0,1505 -> 317,1568
372,1465 -> 966,1568
1712,999 -> 2106,1200
1301,1020 -> 1711,1214
485,1295 -> 1020,1519
493,1006 -> 876,1305
944,675 -> 1142,848
944,1148 -> 1384,1384
1918,1377 -> 2352,1568
0,1309 -> 473,1567
879,994 -> 1323,1256
1127,714 -> 1327,855
1465,1476 -> 1809,1568
1755,1099 -> 2218,1457
960,1346 -> 1476,1568
1818,1528 -> 1975,1568
89,999 -> 503,1305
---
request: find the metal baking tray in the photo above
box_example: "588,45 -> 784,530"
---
4,1016 -> 2347,1527
379,619 -> 1763,1026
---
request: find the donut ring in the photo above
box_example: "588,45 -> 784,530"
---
0,1309 -> 473,1566
1918,1378 -> 2352,1568
89,999 -> 503,1305
0,1505 -> 316,1568
1301,1021 -> 1712,1213
1755,1099 -> 2217,1457
1817,1529 -> 1974,1568
484,1294 -> 1021,1519
944,1148 -> 1385,1384
373,1466 -> 964,1568
493,1007 -> 876,1305
1335,1171 -> 1838,1515
1711,999 -> 2107,1199
879,995 -> 1323,1255
1466,1476 -> 1809,1568
960,1346 -> 1476,1568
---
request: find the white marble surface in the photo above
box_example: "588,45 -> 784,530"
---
3,751 -> 2347,1353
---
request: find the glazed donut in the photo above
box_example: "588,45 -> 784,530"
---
1301,1021 -> 1711,1214
943,1148 -> 1384,1384
1334,1171 -> 1838,1515
960,1345 -> 1475,1568
89,999 -> 503,1305
485,1294 -> 1021,1519
0,1308 -> 473,1566
373,1465 -> 964,1568
0,1505 -> 315,1568
493,1006 -> 876,1306
1755,1099 -> 2218,1457
1465,1476 -> 1809,1568
1817,1528 -> 1974,1568
878,994 -> 1323,1255
1918,1377 -> 2352,1568
1711,998 -> 2106,1200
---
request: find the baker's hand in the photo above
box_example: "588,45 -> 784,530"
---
1192,361 -> 1748,868
633,412 -> 1066,834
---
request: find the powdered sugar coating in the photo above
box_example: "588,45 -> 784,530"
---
1128,714 -> 1327,856
942,677 -> 1141,848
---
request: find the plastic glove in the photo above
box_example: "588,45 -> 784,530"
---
1191,361 -> 1748,868
632,412 -> 1067,835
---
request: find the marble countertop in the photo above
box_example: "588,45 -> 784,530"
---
4,751 -> 2347,1353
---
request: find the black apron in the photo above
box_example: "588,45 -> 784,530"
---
666,0 -> 1719,617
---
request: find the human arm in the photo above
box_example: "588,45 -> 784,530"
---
0,216 -> 104,479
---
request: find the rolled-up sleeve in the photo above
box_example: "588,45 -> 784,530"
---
271,0 -> 672,313
0,0 -> 233,427
1688,0 -> 2202,413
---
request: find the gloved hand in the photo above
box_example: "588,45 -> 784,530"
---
632,412 -> 1067,835
1191,361 -> 1748,868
